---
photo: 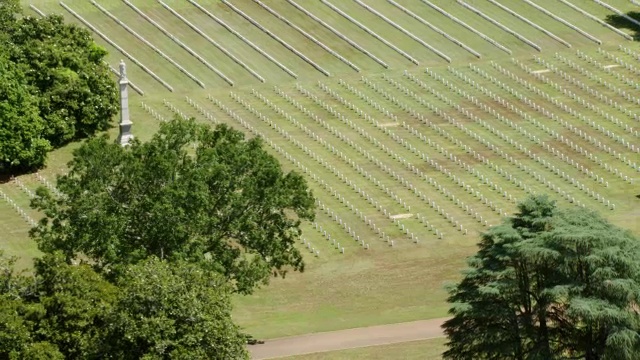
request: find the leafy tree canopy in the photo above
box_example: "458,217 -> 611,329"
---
0,48 -> 51,171
104,257 -> 248,360
31,118 -> 315,293
0,0 -> 117,172
443,195 -> 640,360
0,251 -> 248,359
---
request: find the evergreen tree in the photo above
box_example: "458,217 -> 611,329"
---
443,195 -> 640,360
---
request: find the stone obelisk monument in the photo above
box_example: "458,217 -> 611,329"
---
117,60 -> 134,146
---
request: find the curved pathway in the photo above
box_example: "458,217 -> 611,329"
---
248,317 -> 448,359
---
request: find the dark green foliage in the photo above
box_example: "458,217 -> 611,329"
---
105,257 -> 248,359
0,1 -> 117,173
0,250 -> 248,359
33,253 -> 118,359
0,50 -> 51,171
31,117 -> 315,293
443,195 -> 640,360
7,15 -> 117,146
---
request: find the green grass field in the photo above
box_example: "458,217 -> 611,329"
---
5,2 -> 640,355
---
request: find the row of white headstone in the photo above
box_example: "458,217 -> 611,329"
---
354,0 -> 451,63
245,89 -> 443,235
124,0 -> 233,86
90,0 -> 205,88
576,50 -> 640,100
390,0 -> 481,58
320,0 -> 419,65
418,70 -> 612,207
369,74 -> 534,200
315,80 -> 506,223
598,48 -> 640,77
34,173 -> 64,199
246,95 -> 437,248
486,0 -> 570,48
530,57 -> 640,172
162,100 -> 188,120
237,91 -> 417,227
292,83 -> 491,227
593,0 -> 640,29
208,95 -> 367,253
311,221 -> 345,254
550,53 -> 640,106
511,64 -> 640,178
185,97 -> 218,124
381,72 -> 597,209
318,79 -> 505,219
269,86 -> 472,233
466,63 -> 635,182
58,1 -> 174,92
0,189 -> 38,228
557,0 -> 632,40
140,102 -> 167,122
513,58 -> 638,141
463,62 -> 632,182
422,67 -> 617,208
442,67 -> 612,186
241,106 -> 389,239
337,79 -> 397,120
160,0 -> 265,83
550,52 -> 638,122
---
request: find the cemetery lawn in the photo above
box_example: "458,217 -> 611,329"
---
8,0 -> 640,344
280,337 -> 447,360
233,237 -> 475,339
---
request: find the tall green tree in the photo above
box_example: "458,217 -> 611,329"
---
0,49 -> 50,171
32,253 -> 118,359
31,118 -> 315,293
8,14 -> 117,146
0,250 -> 64,360
104,257 -> 248,359
0,1 -> 117,172
443,195 -> 640,360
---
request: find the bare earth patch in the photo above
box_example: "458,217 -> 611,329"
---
248,317 -> 448,360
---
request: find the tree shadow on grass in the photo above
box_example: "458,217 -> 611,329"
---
605,12 -> 640,40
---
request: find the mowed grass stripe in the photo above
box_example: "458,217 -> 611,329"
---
122,0 -> 235,86
56,1 -> 176,92
295,2 -> 416,69
204,2 -> 327,80
91,0 -> 218,88
184,0 -> 299,81
58,1 -> 190,90
222,0 -> 332,77
154,0 -> 267,83
283,0 -> 390,70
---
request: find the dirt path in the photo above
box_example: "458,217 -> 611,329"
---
248,317 -> 448,359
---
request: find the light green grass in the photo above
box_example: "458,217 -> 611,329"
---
12,0 -> 640,341
280,337 -> 446,360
